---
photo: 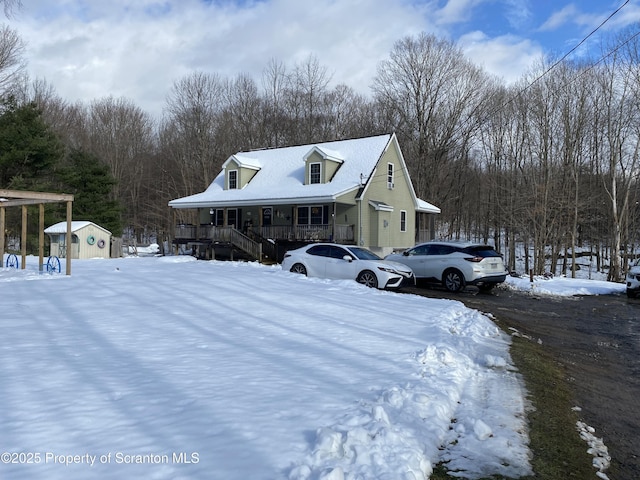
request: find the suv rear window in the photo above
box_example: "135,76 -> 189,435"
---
462,246 -> 501,258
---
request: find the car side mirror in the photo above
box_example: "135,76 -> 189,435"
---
342,255 -> 353,262
403,251 -> 410,256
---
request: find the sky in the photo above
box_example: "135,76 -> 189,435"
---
6,0 -> 640,120
0,252 -> 621,479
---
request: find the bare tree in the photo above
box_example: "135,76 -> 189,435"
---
372,32 -> 491,232
0,24 -> 25,94
164,71 -> 227,197
592,35 -> 640,281
261,58 -> 288,147
284,54 -> 332,144
225,73 -> 264,149
16,78 -> 91,150
87,96 -> 155,235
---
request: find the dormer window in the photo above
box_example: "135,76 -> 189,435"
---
221,155 -> 260,190
309,163 -> 321,184
228,170 -> 238,189
303,146 -> 343,185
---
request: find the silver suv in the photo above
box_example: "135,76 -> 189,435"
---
626,259 -> 640,298
385,240 -> 507,292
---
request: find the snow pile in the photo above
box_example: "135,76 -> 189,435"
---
504,274 -> 625,297
576,421 -> 611,480
291,339 -> 531,480
125,242 -> 160,256
1,256 -> 533,479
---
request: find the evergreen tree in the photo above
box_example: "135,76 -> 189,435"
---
55,149 -> 123,236
0,98 -> 63,189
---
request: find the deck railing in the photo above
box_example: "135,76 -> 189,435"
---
255,224 -> 354,242
175,224 -> 354,243
174,225 -> 262,259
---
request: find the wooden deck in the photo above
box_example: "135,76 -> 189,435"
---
173,224 -> 355,262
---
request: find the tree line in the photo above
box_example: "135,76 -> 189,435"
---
1,22 -> 639,281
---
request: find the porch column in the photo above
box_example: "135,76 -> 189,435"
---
332,203 -> 337,242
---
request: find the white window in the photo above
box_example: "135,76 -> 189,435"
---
309,163 -> 321,184
400,210 -> 407,232
387,163 -> 394,189
228,170 -> 238,189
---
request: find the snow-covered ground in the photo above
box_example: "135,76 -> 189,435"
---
504,273 -> 626,297
0,254 -> 625,479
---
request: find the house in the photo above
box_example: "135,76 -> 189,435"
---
44,221 -> 112,260
168,133 -> 440,262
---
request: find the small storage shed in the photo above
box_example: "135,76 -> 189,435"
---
45,221 -> 112,259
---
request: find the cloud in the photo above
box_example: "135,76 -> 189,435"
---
433,0 -> 485,25
503,0 -> 532,29
10,0 -> 546,119
539,4 -> 578,31
458,30 -> 543,84
14,0 -> 442,118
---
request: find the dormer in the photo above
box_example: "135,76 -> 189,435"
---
303,146 -> 344,185
221,154 -> 261,190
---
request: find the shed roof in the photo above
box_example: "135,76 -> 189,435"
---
45,221 -> 112,235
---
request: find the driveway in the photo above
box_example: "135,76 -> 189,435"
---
402,284 -> 640,480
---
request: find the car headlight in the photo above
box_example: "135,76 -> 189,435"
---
377,266 -> 398,274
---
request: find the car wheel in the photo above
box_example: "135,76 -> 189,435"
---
357,270 -> 378,288
627,289 -> 637,298
290,263 -> 307,275
443,269 -> 465,292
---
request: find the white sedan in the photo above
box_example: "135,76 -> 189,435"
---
281,243 -> 415,289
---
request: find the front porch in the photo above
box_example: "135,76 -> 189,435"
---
174,223 -> 354,243
173,223 -> 355,262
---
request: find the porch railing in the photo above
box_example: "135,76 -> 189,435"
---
175,224 -> 355,243
174,225 -> 262,260
255,224 -> 354,242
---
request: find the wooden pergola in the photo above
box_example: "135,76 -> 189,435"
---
0,189 -> 74,275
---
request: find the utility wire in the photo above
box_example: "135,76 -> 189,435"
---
469,0 -> 635,127
520,0 -> 630,94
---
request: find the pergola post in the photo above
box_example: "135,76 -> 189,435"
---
21,205 -> 27,270
66,200 -> 72,275
0,189 -> 74,275
0,206 -> 5,264
39,203 -> 44,272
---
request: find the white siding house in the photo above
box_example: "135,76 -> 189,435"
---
45,221 -> 112,259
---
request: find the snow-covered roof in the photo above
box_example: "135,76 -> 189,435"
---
416,198 -> 441,214
44,221 -> 112,235
169,134 -> 393,208
304,146 -> 344,163
222,154 -> 262,171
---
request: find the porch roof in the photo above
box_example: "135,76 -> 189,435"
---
416,198 -> 441,214
169,135 -> 392,209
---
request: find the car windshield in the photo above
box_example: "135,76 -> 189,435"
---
462,245 -> 501,258
347,247 -> 382,261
